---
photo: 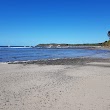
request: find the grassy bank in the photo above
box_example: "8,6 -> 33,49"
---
103,40 -> 110,47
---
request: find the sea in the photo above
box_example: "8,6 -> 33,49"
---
0,47 -> 110,62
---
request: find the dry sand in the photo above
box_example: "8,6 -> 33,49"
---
0,60 -> 110,110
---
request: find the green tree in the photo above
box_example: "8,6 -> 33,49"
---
107,31 -> 110,40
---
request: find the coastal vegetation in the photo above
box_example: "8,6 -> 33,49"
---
37,41 -> 110,48
102,31 -> 110,47
36,31 -> 110,48
36,43 -> 102,48
102,40 -> 110,47
108,31 -> 110,39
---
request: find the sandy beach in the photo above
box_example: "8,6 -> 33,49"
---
0,58 -> 110,110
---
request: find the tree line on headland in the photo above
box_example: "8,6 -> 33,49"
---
37,43 -> 102,47
36,31 -> 110,48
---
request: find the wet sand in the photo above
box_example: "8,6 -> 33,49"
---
0,58 -> 110,110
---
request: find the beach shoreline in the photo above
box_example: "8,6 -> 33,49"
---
0,57 -> 110,110
8,57 -> 110,65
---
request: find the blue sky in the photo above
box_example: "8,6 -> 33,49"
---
0,0 -> 110,46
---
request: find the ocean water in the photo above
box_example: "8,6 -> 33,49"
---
0,47 -> 110,62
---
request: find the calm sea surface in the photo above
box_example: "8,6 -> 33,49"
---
0,47 -> 110,62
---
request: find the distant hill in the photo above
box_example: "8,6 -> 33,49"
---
36,40 -> 110,48
36,43 -> 102,48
